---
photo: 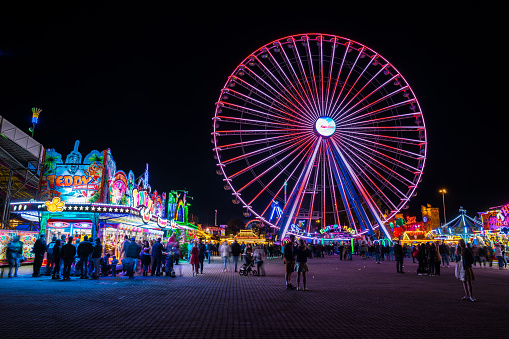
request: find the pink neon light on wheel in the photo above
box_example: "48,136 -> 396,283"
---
212,33 -> 427,240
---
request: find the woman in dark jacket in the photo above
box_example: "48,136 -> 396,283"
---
51,240 -> 62,279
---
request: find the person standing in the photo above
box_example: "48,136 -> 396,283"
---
294,239 -> 310,291
428,242 -> 437,276
439,242 -> 450,267
124,237 -> 141,279
91,238 -> 102,279
374,242 -> 381,264
494,244 -> 504,270
151,238 -> 164,276
77,235 -> 93,279
219,240 -> 231,272
394,240 -> 405,273
455,239 -> 475,301
206,241 -> 213,264
198,239 -> 206,274
6,236 -> 24,278
51,240 -> 62,279
189,242 -> 200,276
45,236 -> 57,276
230,239 -> 242,272
61,236 -> 77,281
284,235 -> 296,290
253,245 -> 266,276
32,234 -> 46,277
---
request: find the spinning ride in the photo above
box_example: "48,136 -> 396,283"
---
212,33 -> 427,239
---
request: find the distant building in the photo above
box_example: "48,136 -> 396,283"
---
421,204 -> 440,231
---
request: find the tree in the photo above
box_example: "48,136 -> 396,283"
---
226,218 -> 244,236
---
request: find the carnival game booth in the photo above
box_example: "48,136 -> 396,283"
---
477,203 -> 509,248
10,141 -> 173,262
0,229 -> 38,268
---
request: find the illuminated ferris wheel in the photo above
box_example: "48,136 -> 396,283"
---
212,33 -> 427,239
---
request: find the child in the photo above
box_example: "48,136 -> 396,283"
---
101,253 -> 111,276
111,255 -> 119,277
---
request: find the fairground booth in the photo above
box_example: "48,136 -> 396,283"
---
9,140 -> 198,259
476,203 -> 509,247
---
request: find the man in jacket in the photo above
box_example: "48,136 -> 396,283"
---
77,235 -> 93,279
61,236 -> 77,280
32,234 -> 46,277
45,236 -> 57,276
91,238 -> 103,279
125,237 -> 141,279
394,240 -> 405,273
151,238 -> 164,276
230,239 -> 242,272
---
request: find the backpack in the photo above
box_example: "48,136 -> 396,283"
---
47,242 -> 55,254
412,249 -> 419,258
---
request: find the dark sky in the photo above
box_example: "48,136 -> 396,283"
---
1,2 -> 507,225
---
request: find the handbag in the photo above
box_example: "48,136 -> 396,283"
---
454,262 -> 461,279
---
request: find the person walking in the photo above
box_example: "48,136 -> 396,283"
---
51,239 -> 62,279
77,235 -> 93,279
61,236 -> 77,281
219,240 -> 231,272
455,239 -> 475,301
6,236 -> 24,278
32,234 -> 46,277
198,239 -> 206,274
284,234 -> 296,290
230,239 -> 241,272
91,238 -> 102,279
394,240 -> 405,273
189,242 -> 200,276
151,238 -> 164,276
294,239 -> 310,291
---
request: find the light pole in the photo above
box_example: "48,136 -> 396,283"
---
439,189 -> 447,225
214,209 -> 217,226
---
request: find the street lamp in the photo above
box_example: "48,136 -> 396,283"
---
30,107 -> 42,138
439,189 -> 447,225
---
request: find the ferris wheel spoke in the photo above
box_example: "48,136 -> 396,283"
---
324,38 -> 338,116
332,61 -> 389,118
221,88 -> 309,125
340,112 -> 419,128
324,141 -> 359,233
215,133 -> 305,151
339,143 -> 411,200
330,140 -> 391,238
324,147 -> 341,225
288,37 -> 321,117
328,47 -> 363,120
338,130 -> 424,146
226,135 -> 313,179
245,139 -> 316,209
278,40 -> 320,118
338,133 -> 421,174
337,98 -> 416,126
236,137 -> 316,193
304,36 -> 322,115
250,55 -> 316,122
220,135 -> 309,165
264,43 -> 319,118
280,138 -> 322,239
215,128 -> 308,136
325,40 -> 351,115
242,64 -> 314,123
338,130 -> 424,161
332,54 -> 375,116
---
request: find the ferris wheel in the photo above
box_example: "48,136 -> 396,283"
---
212,33 -> 427,239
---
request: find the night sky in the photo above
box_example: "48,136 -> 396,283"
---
1,3 -> 507,225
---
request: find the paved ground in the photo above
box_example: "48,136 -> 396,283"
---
0,255 -> 507,338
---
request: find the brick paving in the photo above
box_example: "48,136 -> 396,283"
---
0,255 -> 507,338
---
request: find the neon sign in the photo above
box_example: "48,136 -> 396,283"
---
315,117 -> 336,137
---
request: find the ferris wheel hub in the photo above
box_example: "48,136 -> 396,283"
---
315,116 -> 336,137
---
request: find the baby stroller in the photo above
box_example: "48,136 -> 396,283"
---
239,253 -> 258,276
